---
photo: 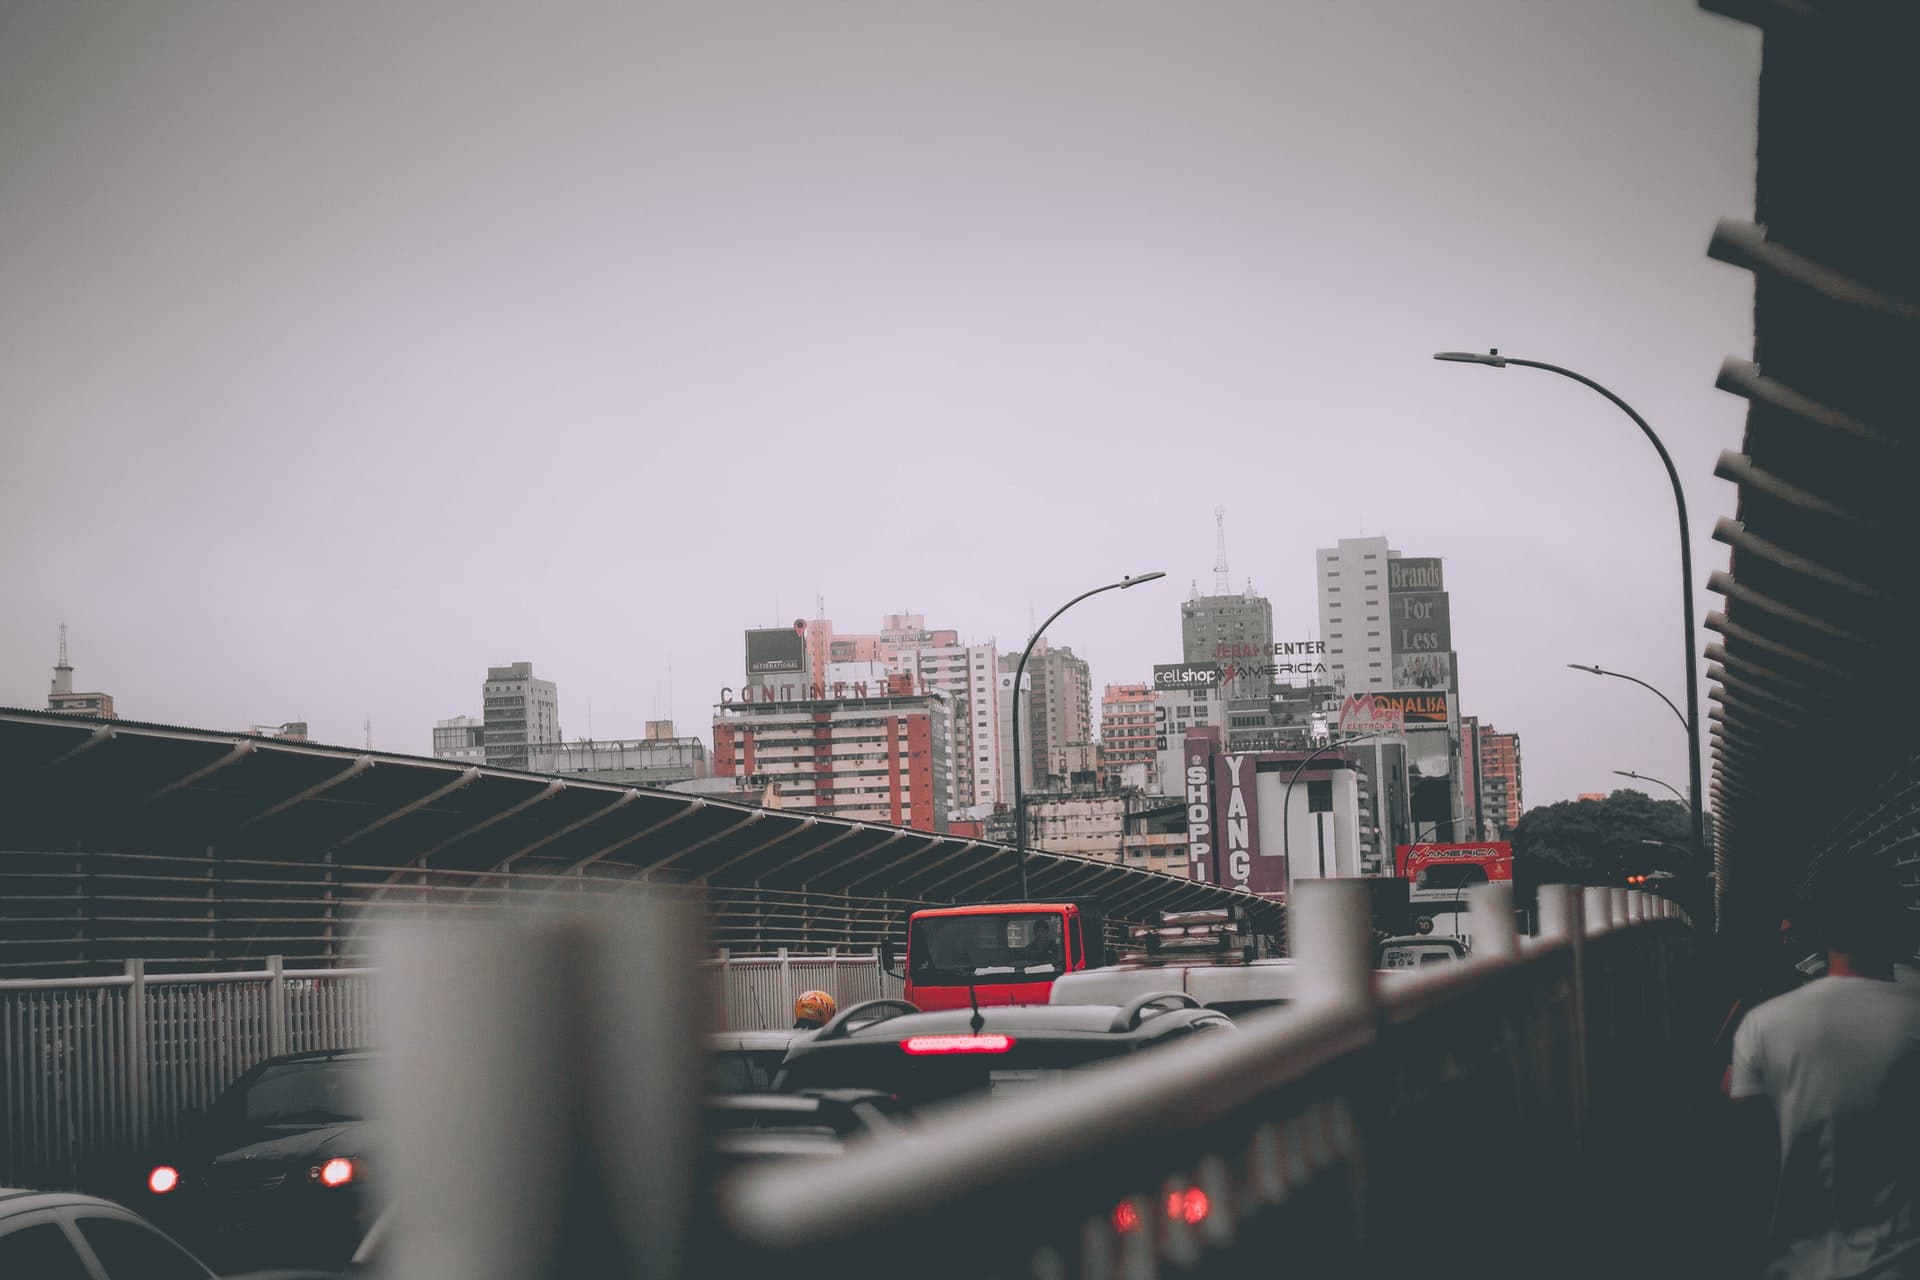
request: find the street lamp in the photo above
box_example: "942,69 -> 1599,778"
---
1436,350 -> 1705,876
1571,664 -> 1688,734
1613,769 -> 1686,805
1280,732 -> 1386,897
1011,572 -> 1167,898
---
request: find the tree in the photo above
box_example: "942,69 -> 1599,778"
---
1510,788 -> 1693,893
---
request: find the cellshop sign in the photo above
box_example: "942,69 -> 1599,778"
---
1154,663 -> 1223,690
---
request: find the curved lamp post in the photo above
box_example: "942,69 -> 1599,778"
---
1011,571 -> 1166,898
1571,663 -> 1688,734
1436,350 -> 1704,877
1613,769 -> 1686,805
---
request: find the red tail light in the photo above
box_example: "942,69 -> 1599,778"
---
315,1158 -> 355,1188
148,1165 -> 179,1195
1168,1187 -> 1210,1224
1111,1200 -> 1140,1233
901,1034 -> 1015,1055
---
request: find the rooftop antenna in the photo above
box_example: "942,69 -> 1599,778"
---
364,719 -> 373,750
1214,507 -> 1231,595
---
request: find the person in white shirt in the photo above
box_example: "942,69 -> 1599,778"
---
1730,856 -> 1920,1279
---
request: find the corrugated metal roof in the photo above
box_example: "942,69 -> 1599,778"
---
0,708 -> 1282,967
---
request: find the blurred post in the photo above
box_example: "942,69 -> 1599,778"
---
371,891 -> 706,1280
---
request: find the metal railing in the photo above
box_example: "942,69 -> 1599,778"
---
361,882 -> 1697,1280
0,949 -> 890,1188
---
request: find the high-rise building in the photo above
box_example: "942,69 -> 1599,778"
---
1098,683 -> 1157,791
1476,725 -> 1524,836
433,715 -> 487,763
711,679 -> 951,832
1315,537 -> 1396,695
1000,639 -> 1092,793
875,616 -> 1001,812
1181,590 -> 1276,706
481,662 -> 560,770
45,625 -> 116,720
1318,536 -> 1464,843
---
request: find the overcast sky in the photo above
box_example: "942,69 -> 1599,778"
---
0,0 -> 1759,809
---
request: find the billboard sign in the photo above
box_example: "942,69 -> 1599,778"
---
1395,841 -> 1513,883
1390,652 -> 1453,691
1154,662 -> 1223,690
1337,693 -> 1406,734
1180,727 -> 1276,896
1376,690 -> 1450,725
1390,591 -> 1452,654
1182,728 -> 1221,886
1388,558 -> 1445,594
745,624 -> 807,675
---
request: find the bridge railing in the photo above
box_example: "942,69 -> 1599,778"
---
0,949 -> 888,1188
358,881 -> 1695,1280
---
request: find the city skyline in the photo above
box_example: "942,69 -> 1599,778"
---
0,1 -> 1756,812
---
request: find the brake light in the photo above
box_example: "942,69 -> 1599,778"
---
900,1034 -> 1015,1055
1168,1187 -> 1210,1225
316,1157 -> 355,1188
1112,1200 -> 1140,1233
148,1165 -> 179,1195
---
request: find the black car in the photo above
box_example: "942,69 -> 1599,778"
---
129,1049 -> 377,1273
704,1089 -> 911,1171
774,994 -> 1234,1107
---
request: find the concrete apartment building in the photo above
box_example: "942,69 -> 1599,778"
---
1099,683 -> 1157,791
433,715 -> 487,764
1315,537 -> 1396,695
711,678 -> 952,833
1473,724 -> 1524,836
1000,639 -> 1093,793
526,720 -> 710,788
768,614 -> 999,812
481,662 -> 560,770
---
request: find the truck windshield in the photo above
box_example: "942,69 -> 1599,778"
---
910,913 -> 1064,986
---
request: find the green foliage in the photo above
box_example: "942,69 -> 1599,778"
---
1510,788 -> 1693,889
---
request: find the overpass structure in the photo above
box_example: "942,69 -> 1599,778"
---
0,707 -> 1279,976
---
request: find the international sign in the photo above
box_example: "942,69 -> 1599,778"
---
1395,842 -> 1513,882
1390,591 -> 1451,654
745,626 -> 806,675
1388,557 -> 1444,593
1153,663 -> 1223,690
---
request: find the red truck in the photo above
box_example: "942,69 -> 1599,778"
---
882,901 -> 1108,1012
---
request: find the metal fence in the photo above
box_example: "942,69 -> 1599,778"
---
356,881 -> 1701,1280
0,950 -> 885,1189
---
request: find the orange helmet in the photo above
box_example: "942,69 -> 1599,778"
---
794,990 -> 837,1028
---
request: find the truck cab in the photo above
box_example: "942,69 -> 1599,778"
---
888,901 -> 1106,1012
